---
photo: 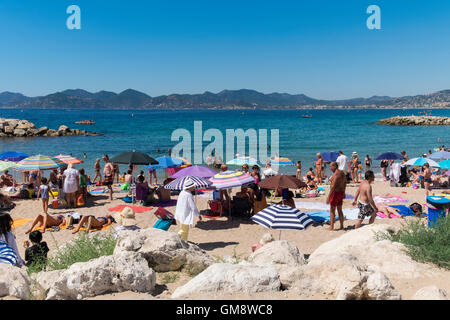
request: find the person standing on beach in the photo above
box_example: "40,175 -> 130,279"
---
92,158 -> 102,184
63,164 -> 79,208
352,170 -> 378,229
102,155 -> 114,201
336,151 -> 349,176
326,162 -> 346,231
296,161 -> 302,180
315,153 -> 323,184
401,151 -> 409,162
36,177 -> 55,215
423,163 -> 432,197
364,155 -> 372,172
174,178 -> 201,241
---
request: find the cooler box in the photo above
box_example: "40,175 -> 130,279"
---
426,196 -> 450,227
427,207 -> 446,227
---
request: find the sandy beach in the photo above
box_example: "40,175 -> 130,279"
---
3,179 -> 450,300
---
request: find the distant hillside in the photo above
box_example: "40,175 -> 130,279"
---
1,88 -> 450,109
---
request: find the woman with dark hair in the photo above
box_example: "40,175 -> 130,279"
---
251,184 -> 268,214
0,212 -> 24,266
251,165 -> 261,184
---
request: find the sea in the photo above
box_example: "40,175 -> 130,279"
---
1,108 -> 449,180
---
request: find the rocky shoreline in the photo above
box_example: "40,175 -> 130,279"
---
378,115 -> 450,126
0,118 -> 101,138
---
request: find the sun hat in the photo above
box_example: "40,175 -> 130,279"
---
115,206 -> 138,227
183,178 -> 195,190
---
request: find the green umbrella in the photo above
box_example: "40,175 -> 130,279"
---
0,161 -> 16,172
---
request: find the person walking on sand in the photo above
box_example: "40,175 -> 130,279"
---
92,158 -> 102,184
352,170 -> 379,229
103,154 -> 114,201
174,178 -> 202,242
326,162 -> 347,231
36,177 -> 55,215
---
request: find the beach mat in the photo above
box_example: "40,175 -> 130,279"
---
152,199 -> 177,207
306,208 -> 379,223
374,196 -> 409,204
108,205 -> 153,213
12,218 -> 33,229
389,205 -> 415,217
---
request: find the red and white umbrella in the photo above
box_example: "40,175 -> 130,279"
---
54,154 -> 84,165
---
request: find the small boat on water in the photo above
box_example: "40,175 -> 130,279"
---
301,114 -> 312,118
75,120 -> 95,125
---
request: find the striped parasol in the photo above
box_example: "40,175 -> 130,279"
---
13,154 -> 66,171
209,170 -> 255,190
251,205 -> 314,239
404,157 -> 440,168
0,242 -> 18,266
226,156 -> 259,166
164,176 -> 212,190
270,157 -> 295,167
0,161 -> 16,172
54,154 -> 84,165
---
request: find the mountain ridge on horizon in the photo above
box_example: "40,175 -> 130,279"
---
1,88 -> 450,109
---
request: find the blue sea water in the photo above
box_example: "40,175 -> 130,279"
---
1,108 -> 449,179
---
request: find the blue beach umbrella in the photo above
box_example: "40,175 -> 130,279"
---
405,157 -> 440,168
226,156 -> 259,166
438,160 -> 450,170
0,152 -> 29,162
428,151 -> 450,160
251,205 -> 314,239
375,152 -> 404,161
147,156 -> 184,170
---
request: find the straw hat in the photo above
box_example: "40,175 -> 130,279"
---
115,206 -> 138,227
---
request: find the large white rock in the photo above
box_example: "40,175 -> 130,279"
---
31,270 -> 64,298
45,252 -> 155,300
309,224 -> 435,279
0,264 -> 32,300
114,228 -> 214,272
171,263 -> 281,298
412,286 -> 448,300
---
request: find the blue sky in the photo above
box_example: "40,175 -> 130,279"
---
0,0 -> 449,99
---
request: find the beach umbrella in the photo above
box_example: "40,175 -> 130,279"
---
164,176 -> 212,190
209,170 -> 255,190
110,151 -> 158,165
404,157 -> 440,168
375,152 -> 404,161
147,156 -> 184,169
315,152 -> 339,163
226,156 -> 259,166
0,151 -> 29,162
0,161 -> 16,172
171,165 -> 217,178
54,154 -> 84,165
13,154 -> 66,171
258,174 -> 307,190
173,156 -> 192,168
251,205 -> 314,239
270,157 -> 295,167
428,151 -> 450,160
438,160 -> 450,170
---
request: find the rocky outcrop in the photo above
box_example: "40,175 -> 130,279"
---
412,286 -> 448,300
0,264 -> 32,300
378,116 -> 450,126
44,251 -> 155,300
0,118 -> 100,138
113,228 -> 215,272
171,263 -> 281,298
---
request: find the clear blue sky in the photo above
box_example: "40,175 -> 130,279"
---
1,0 -> 449,99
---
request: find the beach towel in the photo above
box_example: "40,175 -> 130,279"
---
152,199 -> 178,207
0,242 -> 17,265
121,196 -> 133,203
90,188 -> 106,194
306,208 -> 379,223
389,205 -> 415,217
373,196 -> 409,204
295,201 -> 330,210
108,205 -> 153,213
12,218 -> 33,229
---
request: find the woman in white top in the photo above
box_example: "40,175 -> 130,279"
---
174,178 -> 201,241
0,212 -> 24,266
63,163 -> 80,208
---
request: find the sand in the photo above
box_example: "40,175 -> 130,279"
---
3,181 -> 450,300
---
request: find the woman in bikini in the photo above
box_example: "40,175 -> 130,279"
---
92,158 -> 102,184
25,213 -> 66,234
72,214 -> 114,234
314,153 -> 323,184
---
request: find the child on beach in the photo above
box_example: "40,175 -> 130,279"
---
36,177 -> 55,215
23,230 -> 49,268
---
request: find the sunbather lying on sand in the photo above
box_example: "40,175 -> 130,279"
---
25,214 -> 66,234
72,214 -> 115,234
379,206 -> 404,219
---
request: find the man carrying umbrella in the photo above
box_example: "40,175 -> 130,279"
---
326,162 -> 346,231
174,178 -> 202,242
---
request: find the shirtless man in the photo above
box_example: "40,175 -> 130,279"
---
326,162 -> 346,231
423,163 -> 432,197
352,170 -> 379,229
102,155 -> 114,201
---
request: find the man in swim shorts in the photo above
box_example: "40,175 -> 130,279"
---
353,170 -> 378,229
422,163 -> 432,197
326,162 -> 347,231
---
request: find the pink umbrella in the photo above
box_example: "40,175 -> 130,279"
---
170,165 -> 217,178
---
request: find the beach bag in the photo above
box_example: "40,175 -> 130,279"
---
52,199 -> 59,209
153,218 -> 173,231
76,194 -> 85,206
409,203 -> 423,216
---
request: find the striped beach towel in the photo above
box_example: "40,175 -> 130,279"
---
0,241 -> 17,265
